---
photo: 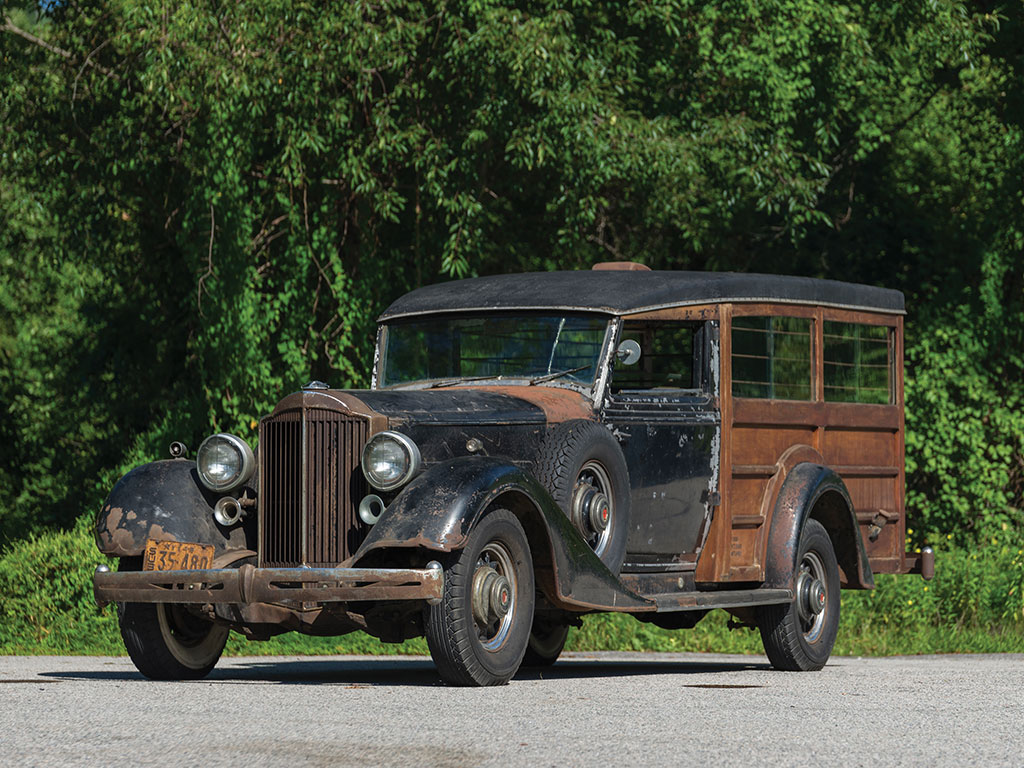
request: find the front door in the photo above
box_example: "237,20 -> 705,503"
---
602,319 -> 720,572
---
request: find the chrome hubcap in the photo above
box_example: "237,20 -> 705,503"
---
795,551 -> 828,643
471,542 -> 516,652
571,460 -> 614,556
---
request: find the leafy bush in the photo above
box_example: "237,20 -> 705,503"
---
4,516 -> 1021,657
904,253 -> 1024,544
0,517 -> 122,654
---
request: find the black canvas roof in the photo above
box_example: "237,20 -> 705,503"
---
379,270 -> 905,320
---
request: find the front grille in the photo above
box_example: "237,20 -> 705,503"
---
259,408 -> 370,567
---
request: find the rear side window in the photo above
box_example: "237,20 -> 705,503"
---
823,322 -> 892,404
732,316 -> 812,400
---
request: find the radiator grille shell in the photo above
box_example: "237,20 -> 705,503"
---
258,407 -> 370,567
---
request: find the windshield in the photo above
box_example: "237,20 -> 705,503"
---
380,313 -> 610,389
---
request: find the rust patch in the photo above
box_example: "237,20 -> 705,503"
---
97,501 -> 180,557
473,386 -> 595,423
97,505 -> 138,556
108,527 -> 136,553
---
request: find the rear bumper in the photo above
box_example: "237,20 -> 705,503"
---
904,546 -> 936,580
93,562 -> 443,608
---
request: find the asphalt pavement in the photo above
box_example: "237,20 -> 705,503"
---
1,652 -> 1022,767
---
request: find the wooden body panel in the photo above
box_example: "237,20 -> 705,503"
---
696,304 -> 906,583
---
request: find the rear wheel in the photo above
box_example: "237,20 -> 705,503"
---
116,559 -> 228,680
757,518 -> 840,671
522,615 -> 570,667
424,509 -> 534,686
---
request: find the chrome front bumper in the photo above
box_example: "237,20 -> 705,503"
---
93,562 -> 443,608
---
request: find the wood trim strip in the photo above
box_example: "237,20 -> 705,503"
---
835,465 -> 900,477
622,306 -> 721,322
732,398 -> 901,429
732,464 -> 777,477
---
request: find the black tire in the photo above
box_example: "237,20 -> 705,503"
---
536,420 -> 631,573
757,518 -> 840,671
424,509 -> 535,686
116,559 -> 229,680
522,615 -> 570,667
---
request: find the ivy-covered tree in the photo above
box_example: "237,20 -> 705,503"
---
0,0 -> 1020,544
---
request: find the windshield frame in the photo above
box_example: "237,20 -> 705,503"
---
372,311 -> 617,397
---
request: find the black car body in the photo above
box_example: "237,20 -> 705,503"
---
94,265 -> 933,685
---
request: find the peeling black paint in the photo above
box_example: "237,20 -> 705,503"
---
95,460 -> 253,557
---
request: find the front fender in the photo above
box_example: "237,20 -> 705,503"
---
352,456 -> 652,612
95,459 -> 251,557
763,462 -> 874,590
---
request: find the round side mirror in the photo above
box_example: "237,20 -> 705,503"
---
616,339 -> 641,366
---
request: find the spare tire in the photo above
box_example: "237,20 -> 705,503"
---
535,420 -> 631,573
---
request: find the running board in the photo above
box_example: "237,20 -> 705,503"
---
650,588 -> 793,612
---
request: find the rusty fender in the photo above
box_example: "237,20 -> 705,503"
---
763,462 -> 875,591
352,456 -> 652,613
95,459 -> 250,558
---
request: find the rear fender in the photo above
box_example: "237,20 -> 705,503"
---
95,459 -> 252,557
763,463 -> 875,590
352,456 -> 651,612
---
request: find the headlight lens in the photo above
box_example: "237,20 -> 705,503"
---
361,431 -> 421,491
196,433 -> 256,493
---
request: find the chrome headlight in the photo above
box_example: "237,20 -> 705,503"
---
361,431 -> 421,491
196,433 -> 256,493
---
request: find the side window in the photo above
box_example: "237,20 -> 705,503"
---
732,316 -> 812,400
611,321 -> 700,391
823,322 -> 892,404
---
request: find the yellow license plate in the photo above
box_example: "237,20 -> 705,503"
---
143,540 -> 215,571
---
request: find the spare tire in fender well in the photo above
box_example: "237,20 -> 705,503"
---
762,462 -> 874,591
534,419 -> 631,573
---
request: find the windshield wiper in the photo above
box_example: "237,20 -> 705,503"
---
431,374 -> 507,389
529,365 -> 590,385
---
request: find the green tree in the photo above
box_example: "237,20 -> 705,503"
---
0,0 -> 1020,547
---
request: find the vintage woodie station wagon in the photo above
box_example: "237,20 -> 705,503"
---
94,263 -> 934,685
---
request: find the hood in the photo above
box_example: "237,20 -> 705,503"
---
268,386 -> 593,427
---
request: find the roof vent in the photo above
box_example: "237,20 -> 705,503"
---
591,261 -> 651,271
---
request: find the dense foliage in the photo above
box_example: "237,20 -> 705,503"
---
1,0 -> 1021,562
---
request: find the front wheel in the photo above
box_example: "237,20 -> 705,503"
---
757,518 -> 840,671
116,556 -> 229,680
424,509 -> 535,686
118,602 -> 229,680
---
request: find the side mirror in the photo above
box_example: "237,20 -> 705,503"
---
615,339 -> 641,366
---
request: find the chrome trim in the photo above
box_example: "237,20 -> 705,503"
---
300,410 -> 308,565
196,433 -> 256,493
213,496 -> 244,527
358,494 -> 385,525
361,431 -> 422,491
592,317 -> 620,408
